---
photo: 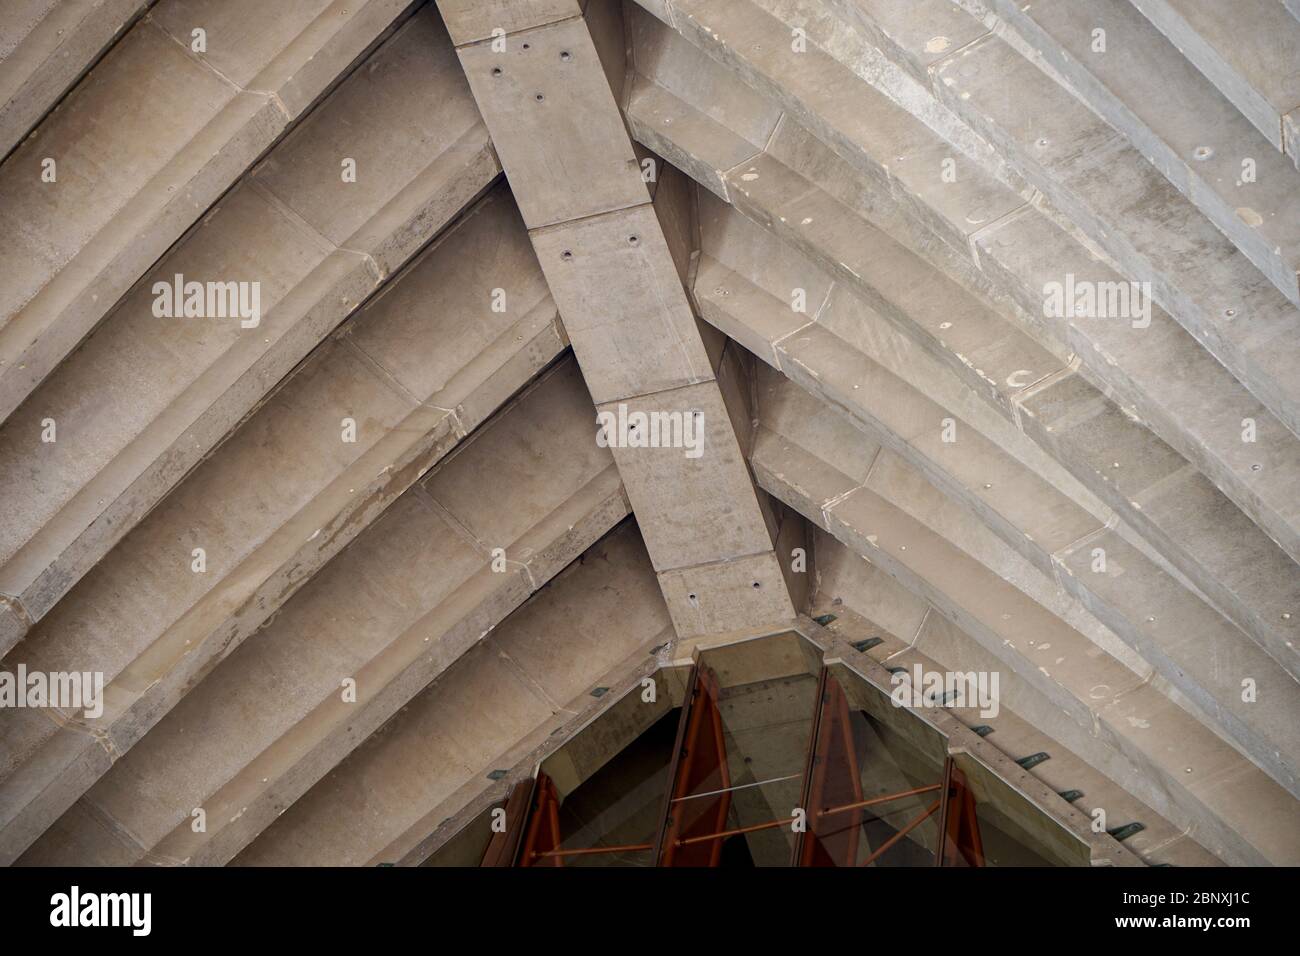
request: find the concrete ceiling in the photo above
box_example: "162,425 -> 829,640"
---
0,0 -> 1296,867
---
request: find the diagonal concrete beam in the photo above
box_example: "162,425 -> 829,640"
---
0,184 -> 566,864
436,0 -> 794,638
0,0 -> 153,161
0,0 -> 417,426
0,7 -> 499,657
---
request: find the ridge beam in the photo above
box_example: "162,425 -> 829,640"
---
440,2 -> 795,638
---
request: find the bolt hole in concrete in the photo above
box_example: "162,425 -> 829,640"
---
535,93 -> 545,101
561,250 -> 573,261
752,581 -> 761,589
628,235 -> 639,245
560,50 -> 572,61
491,67 -> 502,76
522,42 -> 531,50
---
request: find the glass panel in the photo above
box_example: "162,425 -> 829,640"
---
440,633 -> 1093,868
948,752 -> 1090,867
658,632 -> 822,867
803,663 -> 950,866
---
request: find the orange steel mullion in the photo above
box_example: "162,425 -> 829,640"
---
676,814 -> 796,848
534,842 -> 654,859
798,673 -> 865,866
706,678 -> 732,866
479,777 -> 535,867
518,773 -> 564,867
659,667 -> 732,866
942,764 -> 986,867
858,799 -> 942,867
821,783 -> 944,818
792,667 -> 829,866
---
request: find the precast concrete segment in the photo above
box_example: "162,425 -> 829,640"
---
750,414 -> 1300,865
0,0 -> 415,426
621,21 -> 1300,678
0,0 -> 152,160
0,186 -> 567,865
0,7 -> 499,657
808,546 -> 1222,866
1128,0 -> 1300,164
974,0 -> 1300,306
229,520 -> 671,867
751,362 -> 1300,800
18,359 -> 629,866
627,1 -> 1300,576
696,193 -> 1300,709
744,0 -> 1300,433
440,1 -> 795,637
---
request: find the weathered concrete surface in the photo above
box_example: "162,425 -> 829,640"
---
975,0 -> 1300,307
0,7 -> 498,657
0,0 -> 151,159
928,25 -> 1300,432
624,13 -> 1300,679
698,191 -> 1300,704
1129,0 -> 1300,163
0,185 -> 566,865
1,0 -> 1293,870
229,520 -> 671,866
444,1 -> 795,638
752,362 -> 1300,799
412,649 -> 686,866
752,403 -> 1300,864
0,0 -> 415,425
808,548 -> 1221,866
18,358 -> 629,866
627,2 -> 1300,576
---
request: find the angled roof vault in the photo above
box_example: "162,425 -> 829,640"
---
0,0 -> 1295,869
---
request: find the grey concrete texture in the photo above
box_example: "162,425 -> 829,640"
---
1129,0 -> 1300,160
2,0 -> 1296,870
624,7 -> 1300,682
752,361 -> 1300,801
0,6 -> 499,656
0,0 -> 152,160
228,519 -> 669,866
980,0 -> 1300,303
929,20 -> 1300,429
696,189 -> 1300,703
17,357 -> 629,866
808,542 -> 1222,866
0,182 -> 568,864
0,0 -> 414,426
442,0 -> 796,638
751,392 -> 1300,865
626,0 -> 1300,581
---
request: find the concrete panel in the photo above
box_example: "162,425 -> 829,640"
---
598,382 -> 775,571
985,0 -> 1300,305
1130,0 -> 1300,155
533,205 -> 712,403
229,522 -> 667,866
626,3 -> 1300,614
435,0 -> 582,46
658,550 -> 792,637
455,16 -> 648,227
18,360 -> 630,866
757,438 -> 1300,864
635,38 -> 1299,676
0,9 -> 499,656
0,0 -> 413,425
0,0 -> 150,158
0,199 -> 567,865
